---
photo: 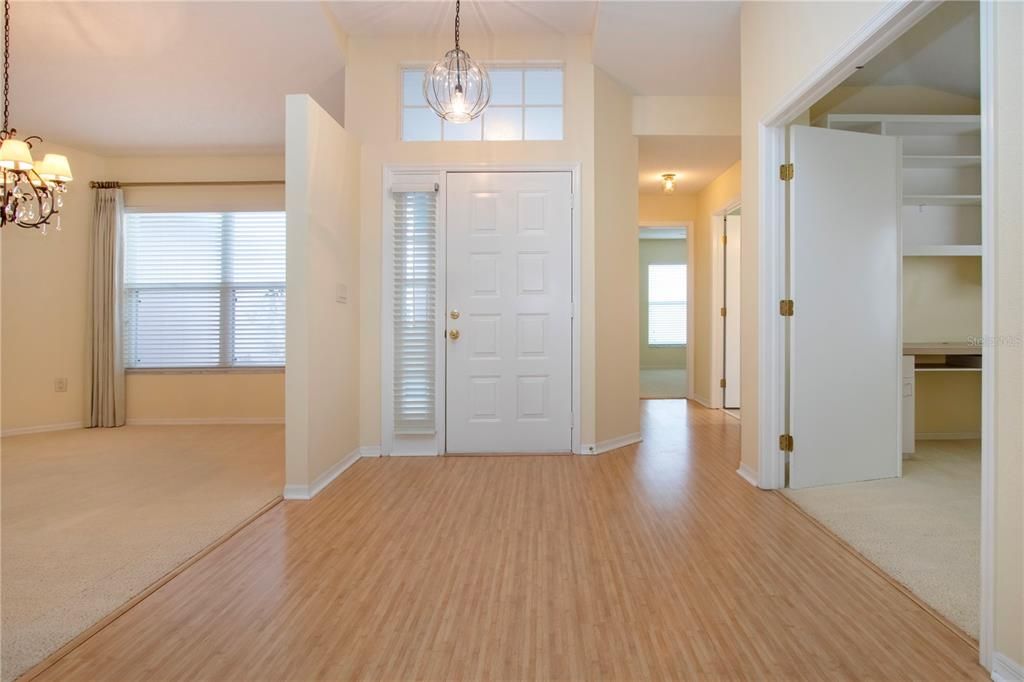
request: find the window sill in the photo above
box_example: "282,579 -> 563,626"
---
648,344 -> 687,349
126,367 -> 285,376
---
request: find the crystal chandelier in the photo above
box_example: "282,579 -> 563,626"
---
0,0 -> 72,231
423,0 -> 491,123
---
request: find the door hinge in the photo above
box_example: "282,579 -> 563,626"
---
780,163 -> 794,181
779,434 -> 794,452
720,307 -> 727,317
779,299 -> 794,316
720,378 -> 726,388
721,235 -> 727,246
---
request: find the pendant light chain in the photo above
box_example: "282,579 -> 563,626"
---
3,0 -> 10,133
454,0 -> 461,51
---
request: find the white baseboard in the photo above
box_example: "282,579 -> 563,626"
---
688,393 -> 712,408
283,446 -> 364,501
917,431 -> 982,441
736,463 -> 760,488
993,653 -> 1024,682
580,432 -> 642,455
359,445 -> 382,457
126,417 -> 285,426
1,421 -> 85,437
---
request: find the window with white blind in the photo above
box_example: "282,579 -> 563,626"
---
648,263 -> 687,346
123,211 -> 286,369
392,191 -> 437,434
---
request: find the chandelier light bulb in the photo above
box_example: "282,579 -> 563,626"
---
424,1 -> 491,123
0,0 -> 72,230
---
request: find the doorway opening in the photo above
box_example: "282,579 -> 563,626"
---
638,225 -> 690,399
757,0 -> 993,662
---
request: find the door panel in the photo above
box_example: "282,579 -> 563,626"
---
789,126 -> 901,489
446,172 -> 572,453
724,214 -> 741,408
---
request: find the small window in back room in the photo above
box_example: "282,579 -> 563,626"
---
648,264 -> 687,346
402,66 -> 564,142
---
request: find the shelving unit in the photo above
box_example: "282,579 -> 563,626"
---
821,114 -> 984,455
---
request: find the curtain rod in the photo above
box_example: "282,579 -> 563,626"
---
89,180 -> 284,189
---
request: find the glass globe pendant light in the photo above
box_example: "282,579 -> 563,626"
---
423,0 -> 491,123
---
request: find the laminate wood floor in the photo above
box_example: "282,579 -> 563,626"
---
37,401 -> 985,681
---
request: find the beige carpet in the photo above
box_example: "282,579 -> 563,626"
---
640,368 -> 687,399
1,424 -> 283,682
784,439 -> 980,638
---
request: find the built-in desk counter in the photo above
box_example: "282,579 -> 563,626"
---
902,343 -> 982,454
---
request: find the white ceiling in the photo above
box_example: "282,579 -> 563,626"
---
10,2 -> 346,155
844,1 -> 979,97
327,1 -> 597,37
638,135 -> 740,195
9,1 -> 742,155
593,1 -> 740,96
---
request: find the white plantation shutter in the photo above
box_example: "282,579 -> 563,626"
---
123,211 -> 286,369
393,191 -> 437,434
648,263 -> 687,346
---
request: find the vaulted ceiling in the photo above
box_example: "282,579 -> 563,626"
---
11,1 -> 741,156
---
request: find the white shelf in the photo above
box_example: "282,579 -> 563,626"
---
825,114 -> 981,136
903,244 -> 982,257
903,155 -> 982,169
904,194 -> 981,206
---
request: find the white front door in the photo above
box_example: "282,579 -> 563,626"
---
724,214 -> 741,409
788,125 -> 901,489
445,171 -> 573,453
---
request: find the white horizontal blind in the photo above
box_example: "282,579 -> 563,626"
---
648,263 -> 687,346
393,191 -> 437,434
123,211 -> 286,369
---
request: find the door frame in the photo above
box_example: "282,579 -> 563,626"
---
709,198 -> 741,409
381,163 -> 583,456
756,0 -> 996,668
637,220 -> 694,400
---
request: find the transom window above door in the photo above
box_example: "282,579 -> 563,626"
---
402,66 -> 564,142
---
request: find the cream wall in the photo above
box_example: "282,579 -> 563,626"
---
345,35 -> 601,446
694,161 -> 741,406
632,96 -> 741,136
284,94 -> 361,490
1,143 -> 105,433
639,193 -> 696,224
739,0 -> 888,475
639,240 -> 686,370
993,0 -> 1023,666
594,66 -> 640,444
0,151 -> 287,432
811,84 -> 980,120
106,154 -> 286,423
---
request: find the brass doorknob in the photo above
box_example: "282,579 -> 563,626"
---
448,329 -> 460,340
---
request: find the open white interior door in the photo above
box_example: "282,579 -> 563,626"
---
788,125 -> 901,489
724,214 -> 741,409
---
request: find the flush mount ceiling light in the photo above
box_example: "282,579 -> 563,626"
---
423,0 -> 491,123
661,174 -> 677,194
0,0 -> 72,232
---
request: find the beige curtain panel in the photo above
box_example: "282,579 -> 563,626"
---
89,188 -> 126,427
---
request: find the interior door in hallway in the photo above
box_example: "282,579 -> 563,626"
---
445,172 -> 573,453
788,125 -> 901,489
724,213 -> 741,409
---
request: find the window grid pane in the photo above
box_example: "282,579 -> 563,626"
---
123,211 -> 286,369
401,67 -> 563,142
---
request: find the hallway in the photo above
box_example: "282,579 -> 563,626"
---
37,401 -> 983,680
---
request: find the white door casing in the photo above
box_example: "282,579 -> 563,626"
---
788,125 -> 901,489
724,214 -> 741,409
445,171 -> 573,453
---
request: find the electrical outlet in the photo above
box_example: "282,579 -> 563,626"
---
54,377 -> 68,393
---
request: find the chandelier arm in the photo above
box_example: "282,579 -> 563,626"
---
18,173 -> 56,228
